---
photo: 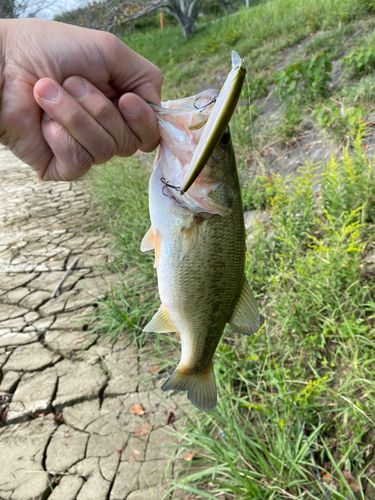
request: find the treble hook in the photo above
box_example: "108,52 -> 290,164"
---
160,177 -> 181,197
193,96 -> 217,113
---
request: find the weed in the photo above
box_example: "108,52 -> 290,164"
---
277,95 -> 306,143
88,1 -> 375,498
88,157 -> 158,343
342,45 -> 375,78
275,53 -> 332,100
314,101 -> 366,144
172,143 -> 375,498
241,174 -> 272,211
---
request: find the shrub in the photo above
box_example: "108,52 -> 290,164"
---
275,53 -> 332,100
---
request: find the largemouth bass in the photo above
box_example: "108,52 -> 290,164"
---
141,52 -> 260,412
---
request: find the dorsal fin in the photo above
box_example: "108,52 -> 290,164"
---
229,278 -> 260,335
143,304 -> 176,333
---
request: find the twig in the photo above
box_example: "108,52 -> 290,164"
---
51,258 -> 78,298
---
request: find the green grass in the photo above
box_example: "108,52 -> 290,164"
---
123,0 -> 375,98
170,137 -> 375,499
90,141 -> 375,499
88,0 -> 375,497
87,157 -> 159,344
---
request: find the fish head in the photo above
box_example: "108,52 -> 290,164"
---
150,92 -> 238,217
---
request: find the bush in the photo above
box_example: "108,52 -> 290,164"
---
275,53 -> 332,100
341,46 -> 375,77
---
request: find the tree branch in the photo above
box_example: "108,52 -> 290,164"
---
187,0 -> 199,17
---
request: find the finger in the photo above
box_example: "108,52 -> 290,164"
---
33,77 -> 140,164
40,115 -> 93,182
63,76 -> 145,156
119,93 -> 160,153
101,33 -> 163,104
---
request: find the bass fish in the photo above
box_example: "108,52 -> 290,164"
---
141,51 -> 260,412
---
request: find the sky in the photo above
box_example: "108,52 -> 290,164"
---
24,0 -> 88,19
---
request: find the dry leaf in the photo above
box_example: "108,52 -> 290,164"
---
183,451 -> 196,462
149,365 -> 160,373
343,470 -> 360,491
74,338 -> 85,344
133,449 -> 141,455
128,456 -> 136,462
133,424 -> 151,436
322,472 -> 331,484
131,404 -> 146,416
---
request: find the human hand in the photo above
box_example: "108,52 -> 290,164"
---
0,19 -> 162,181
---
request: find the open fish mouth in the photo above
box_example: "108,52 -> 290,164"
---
179,50 -> 246,194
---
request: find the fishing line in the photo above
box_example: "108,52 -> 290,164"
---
266,324 -> 330,500
245,74 -> 256,152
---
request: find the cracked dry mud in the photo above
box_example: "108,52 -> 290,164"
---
0,147 -> 190,500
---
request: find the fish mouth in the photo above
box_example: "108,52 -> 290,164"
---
179,51 -> 246,195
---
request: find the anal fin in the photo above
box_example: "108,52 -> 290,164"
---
229,278 -> 260,335
143,304 -> 176,333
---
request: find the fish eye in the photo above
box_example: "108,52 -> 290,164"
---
220,128 -> 231,145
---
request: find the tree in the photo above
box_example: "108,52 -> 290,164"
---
56,0 -> 201,38
0,0 -> 60,19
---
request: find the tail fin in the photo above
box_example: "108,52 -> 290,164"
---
161,364 -> 217,412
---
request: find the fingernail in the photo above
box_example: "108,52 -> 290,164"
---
122,96 -> 141,117
65,77 -> 88,98
38,80 -> 60,102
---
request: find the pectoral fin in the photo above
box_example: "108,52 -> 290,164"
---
143,304 -> 176,333
140,226 -> 161,268
180,218 -> 199,262
141,226 -> 155,252
229,278 -> 260,335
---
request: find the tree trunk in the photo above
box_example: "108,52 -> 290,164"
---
163,0 -> 197,37
177,11 -> 195,37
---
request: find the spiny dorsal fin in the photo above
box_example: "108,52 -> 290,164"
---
229,278 -> 260,335
140,226 -> 155,252
143,304 -> 176,333
180,217 -> 199,262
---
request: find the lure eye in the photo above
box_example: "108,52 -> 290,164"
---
220,128 -> 231,145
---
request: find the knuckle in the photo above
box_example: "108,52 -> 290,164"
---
118,135 -> 139,158
67,139 -> 92,173
65,108 -> 85,131
92,99 -> 112,124
152,65 -> 163,90
52,126 -> 92,174
93,136 -> 117,164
